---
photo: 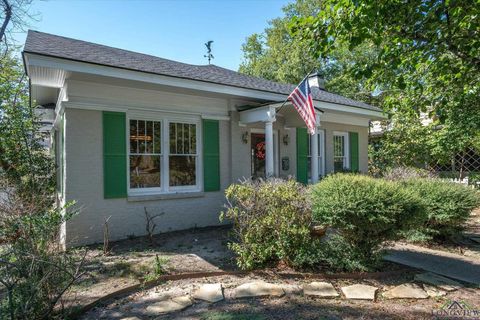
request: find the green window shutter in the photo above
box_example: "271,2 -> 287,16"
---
296,127 -> 308,184
103,111 -> 127,198
349,131 -> 359,172
203,119 -> 220,191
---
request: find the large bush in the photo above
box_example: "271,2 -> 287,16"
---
221,179 -> 320,270
311,174 -> 424,270
402,179 -> 480,241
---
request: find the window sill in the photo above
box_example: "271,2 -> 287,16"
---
127,191 -> 205,202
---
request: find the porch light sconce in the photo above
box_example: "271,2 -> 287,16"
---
241,131 -> 249,144
283,134 -> 290,146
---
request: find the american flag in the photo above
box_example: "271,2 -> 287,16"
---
288,77 -> 317,135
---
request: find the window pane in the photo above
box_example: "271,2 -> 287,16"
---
190,124 -> 196,154
178,124 -> 184,154
169,155 -> 196,186
183,123 -> 189,154
334,135 -> 345,157
153,121 -> 161,154
334,158 -> 344,172
138,120 -> 146,153
146,121 -> 153,153
169,123 -> 177,154
130,155 -> 161,188
169,122 -> 197,155
130,120 -> 138,153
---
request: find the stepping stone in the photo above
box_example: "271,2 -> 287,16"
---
146,295 -> 193,315
192,283 -> 224,303
341,284 -> 378,300
422,284 -> 447,297
414,272 -> 463,291
303,282 -> 339,298
281,284 -> 303,295
232,281 -> 285,299
383,283 -> 429,299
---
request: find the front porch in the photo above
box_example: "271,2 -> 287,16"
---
238,102 -> 322,183
233,101 -> 365,183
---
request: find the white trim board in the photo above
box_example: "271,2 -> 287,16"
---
63,101 -> 230,121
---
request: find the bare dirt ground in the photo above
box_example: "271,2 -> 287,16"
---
80,272 -> 480,320
65,226 -> 236,308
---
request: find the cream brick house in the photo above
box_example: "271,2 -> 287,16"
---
23,31 -> 384,247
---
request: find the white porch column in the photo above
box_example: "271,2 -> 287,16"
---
311,127 -> 319,183
265,120 -> 274,178
310,112 -> 321,183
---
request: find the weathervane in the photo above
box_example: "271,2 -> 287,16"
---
204,40 -> 214,64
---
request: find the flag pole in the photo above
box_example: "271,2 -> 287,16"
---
276,67 -> 317,113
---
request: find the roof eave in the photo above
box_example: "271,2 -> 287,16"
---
24,52 -> 384,118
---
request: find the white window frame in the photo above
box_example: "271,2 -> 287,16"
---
308,129 -> 325,181
166,119 -> 201,192
127,111 -> 202,196
333,131 -> 350,171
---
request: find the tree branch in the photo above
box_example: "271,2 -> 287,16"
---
0,0 -> 12,43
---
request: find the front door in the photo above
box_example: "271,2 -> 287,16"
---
251,133 -> 266,179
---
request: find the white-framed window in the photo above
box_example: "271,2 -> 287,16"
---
333,131 -> 349,172
307,129 -> 325,180
168,121 -> 198,190
128,113 -> 201,195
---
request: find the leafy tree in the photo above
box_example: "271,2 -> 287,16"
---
0,3 -> 85,319
290,0 -> 480,175
238,0 -> 321,85
0,53 -> 55,203
239,0 -> 384,106
370,111 -> 432,176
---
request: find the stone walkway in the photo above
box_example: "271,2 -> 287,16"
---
108,272 -> 467,319
385,243 -> 480,286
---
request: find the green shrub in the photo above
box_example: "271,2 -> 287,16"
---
402,179 -> 480,240
383,166 -> 435,181
468,172 -> 480,189
311,174 -> 424,270
221,179 -> 320,270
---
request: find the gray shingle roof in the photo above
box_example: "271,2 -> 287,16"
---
24,30 -> 380,112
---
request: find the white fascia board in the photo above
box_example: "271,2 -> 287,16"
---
239,106 -> 276,124
267,100 -> 385,120
315,100 -> 386,119
201,114 -> 231,121
24,53 -> 286,101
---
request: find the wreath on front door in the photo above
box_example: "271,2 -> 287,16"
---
255,141 -> 266,160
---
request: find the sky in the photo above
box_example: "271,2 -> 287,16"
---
14,0 -> 291,71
